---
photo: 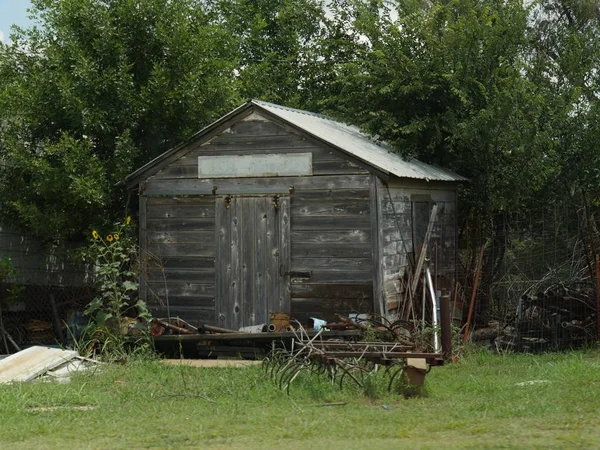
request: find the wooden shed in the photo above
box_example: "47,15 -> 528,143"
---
126,100 -> 466,329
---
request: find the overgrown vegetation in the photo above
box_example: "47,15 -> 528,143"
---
0,350 -> 598,448
79,217 -> 151,360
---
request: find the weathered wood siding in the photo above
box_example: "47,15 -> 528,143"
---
141,111 -> 374,325
143,195 -> 217,323
377,178 -> 457,310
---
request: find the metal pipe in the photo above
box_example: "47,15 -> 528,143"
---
440,293 -> 452,360
421,275 -> 426,332
152,318 -> 194,335
201,324 -> 238,334
238,324 -> 268,333
425,267 -> 440,353
463,244 -> 485,346
267,323 -> 277,332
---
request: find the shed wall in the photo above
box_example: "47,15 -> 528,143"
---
141,112 -> 375,326
377,179 -> 457,311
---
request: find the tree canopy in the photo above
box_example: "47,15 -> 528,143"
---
1,0 -> 599,244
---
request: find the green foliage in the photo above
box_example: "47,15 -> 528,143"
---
0,257 -> 17,283
82,217 -> 150,359
0,0 -> 240,243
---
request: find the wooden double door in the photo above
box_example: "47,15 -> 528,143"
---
215,195 -> 290,330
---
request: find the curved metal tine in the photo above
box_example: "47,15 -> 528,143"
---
270,351 -> 288,380
387,365 -> 405,392
282,361 -> 307,392
285,364 -> 306,395
342,365 -> 364,388
339,366 -> 347,389
383,362 -> 395,377
278,361 -> 301,389
328,365 -> 337,384
314,362 -> 327,375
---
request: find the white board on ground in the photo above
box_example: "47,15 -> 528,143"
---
0,346 -> 78,383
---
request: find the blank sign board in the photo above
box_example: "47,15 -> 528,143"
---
198,153 -> 312,178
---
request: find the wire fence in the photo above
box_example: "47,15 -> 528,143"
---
0,284 -> 93,352
455,203 -> 599,351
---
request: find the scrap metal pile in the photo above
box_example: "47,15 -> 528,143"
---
493,279 -> 597,352
149,313 -> 444,388
264,325 -> 443,393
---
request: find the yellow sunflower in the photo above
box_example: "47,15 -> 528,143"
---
126,216 -> 131,225
113,233 -> 119,240
92,230 -> 99,240
106,234 -> 114,242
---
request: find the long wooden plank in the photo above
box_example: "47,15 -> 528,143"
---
147,269 -> 215,284
290,270 -> 372,284
266,195 -> 279,319
291,257 -> 373,271
147,230 -> 215,244
146,242 -> 215,258
146,204 -> 214,219
152,257 -> 215,270
292,189 -> 370,202
291,230 -> 370,244
291,216 -> 371,231
146,196 -> 215,206
215,197 -> 229,329
255,198 -> 268,324
278,196 -> 291,315
206,134 -> 308,147
147,294 -> 215,309
228,120 -> 291,136
410,204 -> 439,297
144,175 -> 371,195
146,218 -> 214,232
291,243 -> 372,258
290,201 -> 369,217
372,174 -> 384,315
241,197 -> 256,326
230,198 -> 242,330
152,330 -> 362,342
171,145 -> 341,164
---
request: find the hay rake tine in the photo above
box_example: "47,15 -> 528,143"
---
387,365 -> 405,392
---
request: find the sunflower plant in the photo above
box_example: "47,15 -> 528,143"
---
82,217 -> 150,355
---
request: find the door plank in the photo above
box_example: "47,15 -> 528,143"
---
278,197 -> 291,315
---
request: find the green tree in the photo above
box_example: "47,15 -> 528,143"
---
214,0 -> 329,107
0,0 -> 239,242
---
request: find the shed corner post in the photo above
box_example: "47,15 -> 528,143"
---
370,174 -> 385,317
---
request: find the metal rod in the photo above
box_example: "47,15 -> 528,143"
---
425,267 -> 440,353
201,324 -> 238,334
440,292 -> 452,360
152,318 -> 194,335
463,244 -> 485,346
421,274 -> 426,332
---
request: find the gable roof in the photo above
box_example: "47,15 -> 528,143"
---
126,99 -> 467,187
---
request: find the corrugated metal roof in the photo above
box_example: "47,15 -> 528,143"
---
252,100 -> 467,182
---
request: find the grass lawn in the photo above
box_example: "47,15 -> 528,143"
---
0,349 -> 599,449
